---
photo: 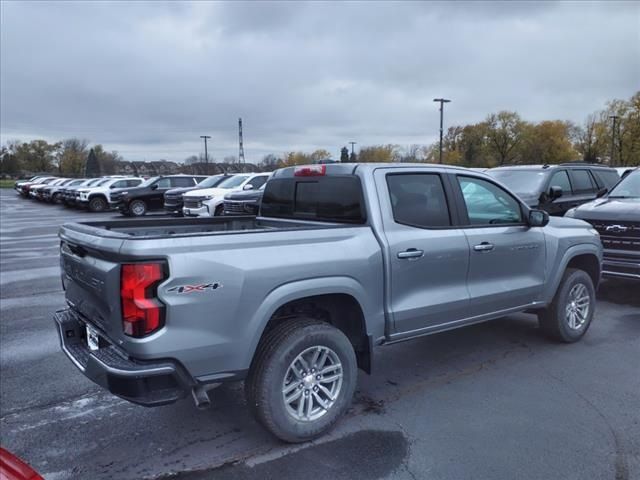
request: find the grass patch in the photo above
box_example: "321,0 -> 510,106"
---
0,179 -> 16,188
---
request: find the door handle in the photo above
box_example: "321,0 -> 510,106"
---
397,248 -> 424,259
473,242 -> 494,252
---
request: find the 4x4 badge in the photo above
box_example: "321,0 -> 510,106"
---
167,282 -> 223,294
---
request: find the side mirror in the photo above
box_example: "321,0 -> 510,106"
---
150,184 -> 158,190
243,184 -> 254,190
529,209 -> 549,227
549,185 -> 563,200
596,187 -> 608,198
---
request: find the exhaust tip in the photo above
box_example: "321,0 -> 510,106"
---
191,386 -> 212,409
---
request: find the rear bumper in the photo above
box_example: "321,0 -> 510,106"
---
54,308 -> 195,406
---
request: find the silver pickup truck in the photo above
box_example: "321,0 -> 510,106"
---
54,163 -> 603,442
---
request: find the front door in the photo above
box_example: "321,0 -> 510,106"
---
375,169 -> 470,336
454,174 -> 546,316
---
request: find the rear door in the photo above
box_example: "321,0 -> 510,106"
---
374,168 -> 470,335
453,174 -> 546,316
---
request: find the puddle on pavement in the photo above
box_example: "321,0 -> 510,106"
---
159,429 -> 409,480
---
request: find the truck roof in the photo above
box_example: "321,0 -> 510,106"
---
272,162 -> 489,178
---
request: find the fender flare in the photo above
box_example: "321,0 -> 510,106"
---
242,276 -> 376,369
543,243 -> 602,303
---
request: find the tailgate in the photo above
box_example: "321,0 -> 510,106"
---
60,224 -> 125,338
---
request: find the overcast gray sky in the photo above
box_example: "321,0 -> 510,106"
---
1,1 -> 638,162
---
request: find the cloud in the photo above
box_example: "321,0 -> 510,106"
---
1,1 -> 638,161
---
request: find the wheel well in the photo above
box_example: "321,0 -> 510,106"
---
567,254 -> 600,288
262,294 -> 372,374
89,193 -> 107,201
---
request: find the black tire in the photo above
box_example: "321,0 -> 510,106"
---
129,200 -> 147,217
538,268 -> 595,343
214,204 -> 224,216
52,193 -> 61,204
88,196 -> 108,212
245,318 -> 357,443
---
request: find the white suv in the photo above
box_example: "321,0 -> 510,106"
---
182,173 -> 271,217
77,177 -> 143,212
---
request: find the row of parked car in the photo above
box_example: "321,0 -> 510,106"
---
14,172 -> 272,217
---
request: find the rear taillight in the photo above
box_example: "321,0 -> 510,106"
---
120,262 -> 166,337
294,165 -> 326,176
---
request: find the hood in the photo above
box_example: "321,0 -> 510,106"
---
571,197 -> 640,222
165,186 -> 198,196
184,187 -> 232,198
225,189 -> 264,201
515,192 -> 540,208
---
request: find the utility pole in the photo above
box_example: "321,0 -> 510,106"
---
609,115 -> 619,166
238,118 -> 246,166
200,135 -> 211,173
433,98 -> 451,164
349,141 -> 356,158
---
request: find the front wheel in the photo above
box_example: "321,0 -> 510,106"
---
129,200 -> 147,217
245,318 -> 357,443
538,268 -> 595,343
89,196 -> 108,212
214,204 -> 224,216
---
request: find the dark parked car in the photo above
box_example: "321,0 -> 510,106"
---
113,175 -> 206,216
223,183 -> 265,215
488,163 -> 620,216
566,168 -> 639,280
163,174 -> 231,215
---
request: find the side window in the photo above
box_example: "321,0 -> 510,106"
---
171,177 -> 194,188
549,170 -> 572,194
569,170 -> 596,194
386,174 -> 451,228
111,180 -> 127,189
592,170 -> 620,189
248,175 -> 269,189
155,178 -> 171,189
128,179 -> 142,187
457,176 -> 523,226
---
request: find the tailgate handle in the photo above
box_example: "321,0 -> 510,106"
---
68,243 -> 88,258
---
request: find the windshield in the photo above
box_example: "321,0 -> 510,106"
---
489,170 -> 548,194
68,179 -> 85,186
137,176 -> 160,187
609,170 -> 639,198
95,178 -> 111,186
85,178 -> 103,186
197,175 -> 227,189
216,175 -> 250,189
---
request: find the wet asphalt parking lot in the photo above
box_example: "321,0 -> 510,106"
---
0,188 -> 639,480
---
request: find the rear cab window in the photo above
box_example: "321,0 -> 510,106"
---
261,175 -> 366,223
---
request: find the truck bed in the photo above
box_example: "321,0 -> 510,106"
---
63,215 -> 344,240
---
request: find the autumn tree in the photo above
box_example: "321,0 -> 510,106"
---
59,138 -> 89,175
520,120 -> 576,165
358,144 -> 400,163
485,111 -> 527,165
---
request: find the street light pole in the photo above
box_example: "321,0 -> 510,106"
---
200,135 -> 211,173
608,115 -> 619,166
349,141 -> 356,158
433,98 -> 451,164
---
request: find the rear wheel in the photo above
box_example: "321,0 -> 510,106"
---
245,318 -> 357,443
538,268 -> 595,343
129,200 -> 147,217
89,196 -> 107,212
